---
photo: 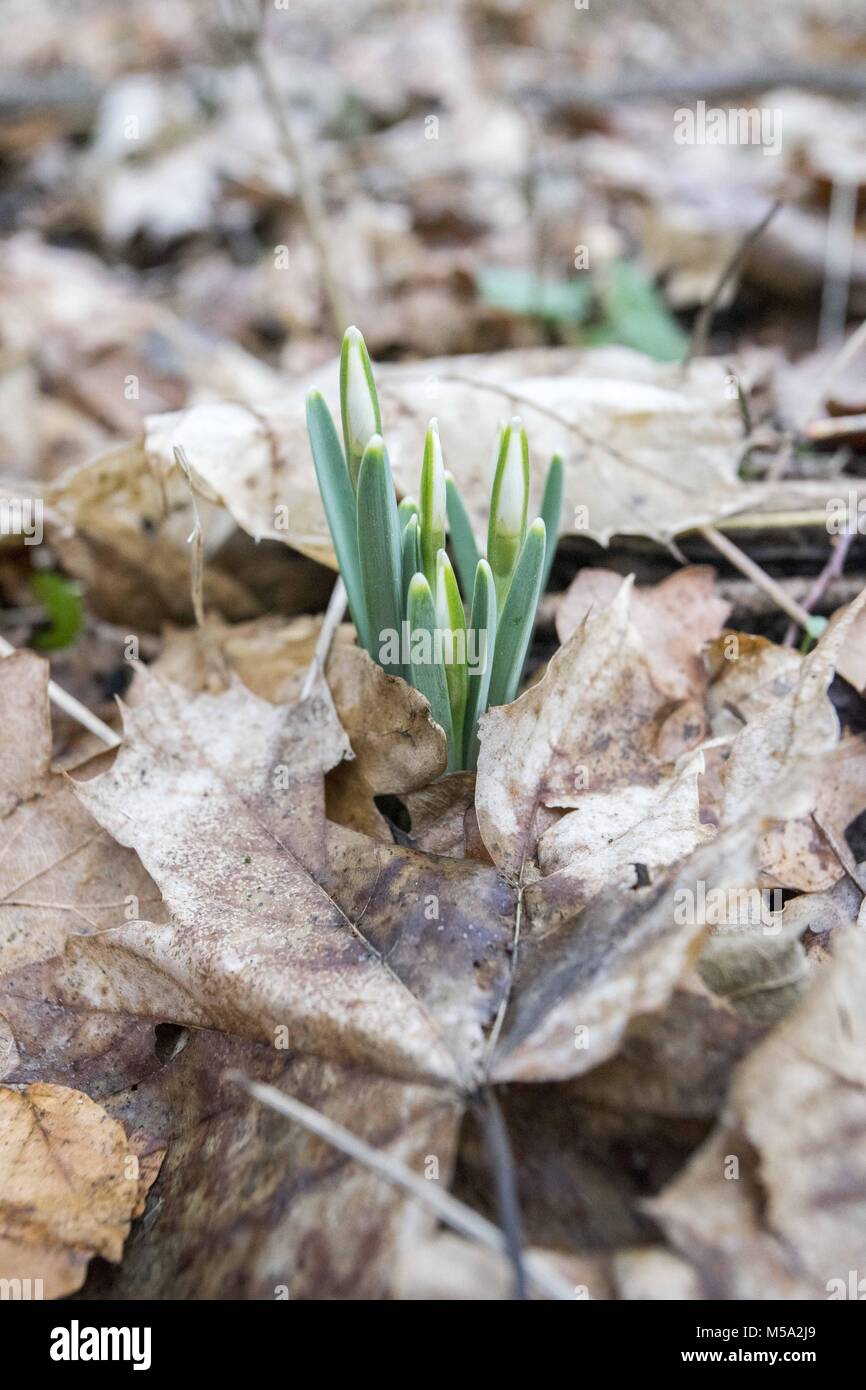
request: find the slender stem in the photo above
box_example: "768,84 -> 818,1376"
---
225,1071 -> 574,1300
685,200 -> 782,364
782,531 -> 854,646
698,524 -> 815,630
0,634 -> 120,748
475,1088 -> 528,1300
301,575 -> 348,698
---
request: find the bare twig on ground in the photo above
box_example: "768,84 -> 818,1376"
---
783,531 -> 855,645
697,524 -> 817,631
685,200 -> 782,364
301,576 -> 348,698
225,1071 -> 574,1301
0,634 -> 121,749
475,1088 -> 528,1300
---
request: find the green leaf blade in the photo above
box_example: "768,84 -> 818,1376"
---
407,573 -> 456,769
463,558 -> 497,771
445,472 -> 481,600
487,518 -> 546,710
306,389 -> 370,653
357,437 -> 404,677
539,453 -> 563,594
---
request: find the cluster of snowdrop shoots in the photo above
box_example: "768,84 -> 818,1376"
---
306,327 -> 561,770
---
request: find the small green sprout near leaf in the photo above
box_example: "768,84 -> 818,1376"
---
32,572 -> 84,651
306,328 -> 562,770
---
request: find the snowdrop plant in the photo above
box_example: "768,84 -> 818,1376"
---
306,327 -> 562,772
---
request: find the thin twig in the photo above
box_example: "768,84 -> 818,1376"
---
225,1071 -> 574,1301
174,447 -> 206,631
230,4 -> 347,337
475,1088 -> 528,1300
685,200 -> 782,363
697,524 -> 816,631
0,634 -> 121,748
301,575 -> 348,699
783,531 -> 854,646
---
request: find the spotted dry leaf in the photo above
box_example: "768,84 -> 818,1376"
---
647,929 -> 866,1298
0,1082 -> 159,1299
0,651 -> 165,1088
475,578 -> 706,885
68,670 -> 511,1089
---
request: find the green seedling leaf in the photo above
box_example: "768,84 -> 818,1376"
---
407,573 -> 456,770
419,420 -> 447,588
487,519 -> 546,709
435,550 -> 469,765
487,417 -> 529,616
539,453 -> 563,594
476,266 -> 592,325
306,389 -> 370,652
463,558 -> 497,772
357,436 -> 404,678
596,260 -> 687,363
398,496 -> 419,530
32,572 -> 84,651
401,514 -> 421,614
445,471 -> 481,601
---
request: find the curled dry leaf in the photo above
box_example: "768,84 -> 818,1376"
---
476,578 -> 706,887
0,1082 -> 159,1299
0,651 -> 165,1089
68,670 -> 510,1088
56,346 -> 766,579
143,614 -> 448,839
491,820 -> 758,1084
556,565 -> 730,701
647,930 -> 866,1298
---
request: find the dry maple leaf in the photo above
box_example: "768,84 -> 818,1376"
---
67,669 -> 509,1088
556,565 -> 731,702
645,929 -> 866,1298
0,651 -> 166,1090
0,1082 -> 159,1299
475,578 -> 708,887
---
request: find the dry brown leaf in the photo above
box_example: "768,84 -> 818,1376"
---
476,579 -> 706,885
492,822 -> 760,1085
78,1030 -> 459,1301
556,565 -> 730,701
143,616 -> 447,840
67,670 -> 510,1087
648,929 -> 866,1298
57,346 -> 766,577
0,1082 -> 158,1299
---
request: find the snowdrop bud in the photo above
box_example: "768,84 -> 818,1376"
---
495,419 -> 529,536
420,419 -> 447,585
487,417 -> 529,608
340,326 -> 382,488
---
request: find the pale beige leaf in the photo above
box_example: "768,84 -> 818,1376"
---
0,1082 -> 157,1299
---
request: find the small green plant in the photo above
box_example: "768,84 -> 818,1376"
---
306,327 -> 561,771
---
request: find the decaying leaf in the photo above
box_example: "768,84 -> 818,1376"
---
647,929 -> 866,1298
476,579 -> 706,885
68,670 -> 509,1087
0,1082 -> 158,1299
557,565 -> 730,701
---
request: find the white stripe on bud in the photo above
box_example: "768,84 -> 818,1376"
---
495,418 -> 527,536
344,328 -> 379,458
